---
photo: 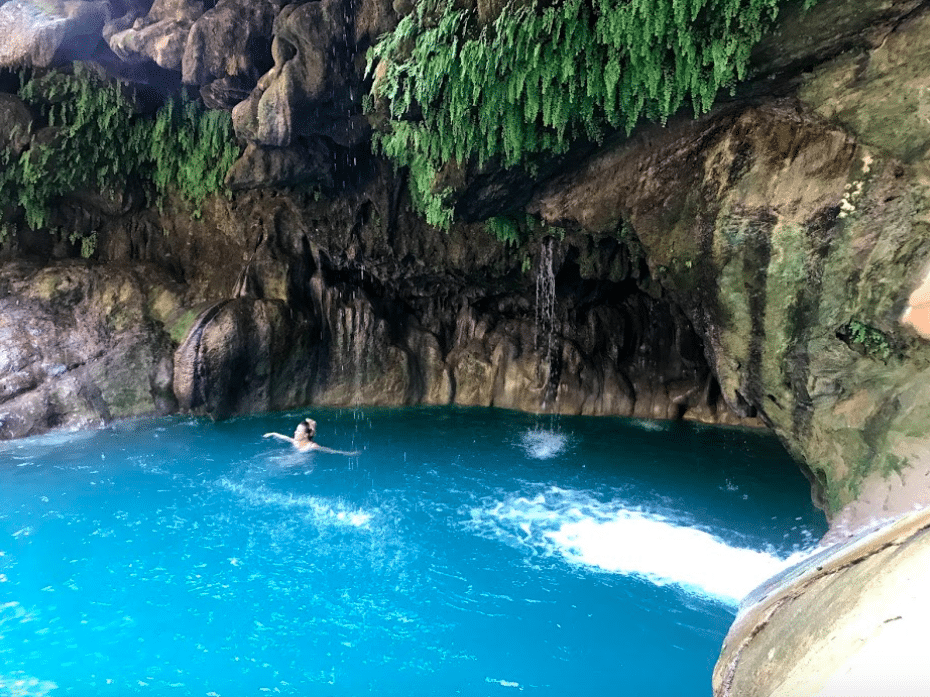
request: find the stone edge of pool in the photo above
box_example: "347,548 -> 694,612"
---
714,506 -> 930,696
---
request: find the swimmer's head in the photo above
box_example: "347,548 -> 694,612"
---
295,418 -> 317,441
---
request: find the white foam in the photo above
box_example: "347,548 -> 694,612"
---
0,674 -> 58,697
471,487 -> 810,605
518,429 -> 567,460
216,479 -> 371,529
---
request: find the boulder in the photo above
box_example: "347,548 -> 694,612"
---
0,93 -> 33,156
181,0 -> 283,88
107,0 -> 208,71
0,0 -> 110,68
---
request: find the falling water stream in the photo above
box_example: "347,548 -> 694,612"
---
0,407 -> 825,696
535,238 -> 557,409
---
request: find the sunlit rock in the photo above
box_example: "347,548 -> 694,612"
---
0,0 -> 110,68
108,0 -> 206,71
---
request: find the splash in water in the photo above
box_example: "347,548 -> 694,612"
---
518,428 -> 568,460
471,486 -> 812,604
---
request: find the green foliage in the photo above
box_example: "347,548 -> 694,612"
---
843,318 -> 894,362
0,65 -> 240,232
485,215 -> 525,247
368,0 -> 812,227
484,213 -> 567,247
148,96 -> 240,210
68,229 -> 98,259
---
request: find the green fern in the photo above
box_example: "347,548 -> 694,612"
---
367,0 -> 811,228
0,65 -> 240,232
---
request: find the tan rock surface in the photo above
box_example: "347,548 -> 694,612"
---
715,508 -> 930,696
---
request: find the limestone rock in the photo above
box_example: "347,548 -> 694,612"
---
0,260 -> 177,440
102,0 -> 150,43
798,10 -> 930,164
108,0 -> 208,71
231,0 -> 371,148
224,141 -> 334,191
198,75 -> 253,110
0,0 -> 110,68
182,0 -> 282,88
715,510 -> 930,696
0,93 -> 32,157
172,298 -> 314,419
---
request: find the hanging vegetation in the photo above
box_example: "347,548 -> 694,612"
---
0,64 -> 240,231
366,0 -> 815,232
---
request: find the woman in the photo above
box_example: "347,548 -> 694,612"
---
264,418 -> 359,455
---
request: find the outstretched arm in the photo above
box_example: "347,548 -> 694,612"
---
264,432 -> 296,445
312,443 -> 361,456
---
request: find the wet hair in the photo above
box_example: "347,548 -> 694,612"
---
295,418 -> 316,441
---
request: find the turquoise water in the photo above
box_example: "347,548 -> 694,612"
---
0,407 -> 826,696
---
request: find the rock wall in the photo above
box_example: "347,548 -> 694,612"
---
0,162 -> 748,440
531,1 -> 930,530
2,0 -> 929,531
5,0 -> 930,693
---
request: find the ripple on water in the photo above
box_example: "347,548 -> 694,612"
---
0,673 -> 58,697
215,478 -> 373,529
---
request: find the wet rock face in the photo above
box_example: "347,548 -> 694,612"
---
0,261 -> 178,440
173,298 -> 313,420
145,178 -> 743,424
530,6 -> 930,525
0,172 -> 742,431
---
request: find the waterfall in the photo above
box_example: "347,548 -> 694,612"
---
535,237 -> 558,409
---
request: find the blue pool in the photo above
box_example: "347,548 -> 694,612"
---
0,407 -> 826,696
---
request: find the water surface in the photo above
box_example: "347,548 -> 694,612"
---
0,407 -> 826,696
